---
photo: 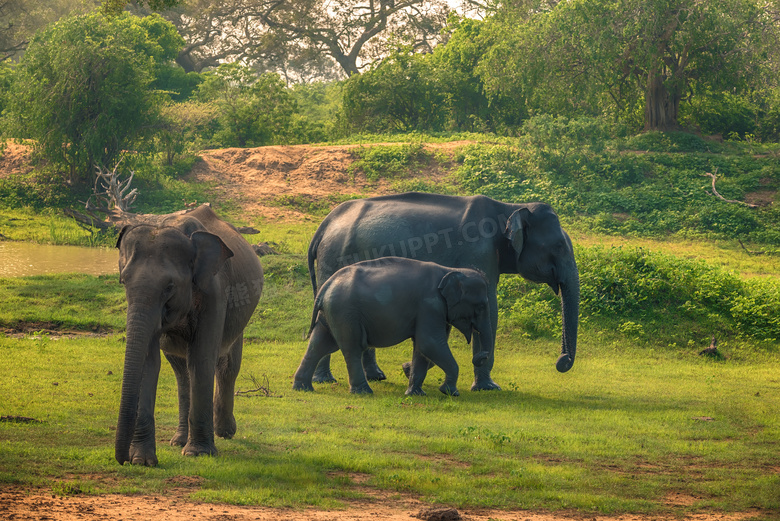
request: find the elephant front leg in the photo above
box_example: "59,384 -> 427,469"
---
130,346 -> 161,466
214,337 -> 242,439
183,345 -> 219,457
471,297 -> 501,391
294,324 -> 339,391
165,353 -> 190,447
417,338 -> 460,397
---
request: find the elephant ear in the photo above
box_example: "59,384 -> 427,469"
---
191,231 -> 234,290
504,208 -> 530,258
438,271 -> 472,344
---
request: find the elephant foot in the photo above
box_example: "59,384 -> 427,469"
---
128,442 -> 158,467
350,383 -> 373,394
439,384 -> 459,396
471,379 -> 501,391
401,362 -> 412,379
312,370 -> 337,384
405,386 -> 426,396
215,416 -> 236,440
364,366 -> 387,382
182,440 -> 218,457
292,380 -> 315,392
170,429 -> 188,447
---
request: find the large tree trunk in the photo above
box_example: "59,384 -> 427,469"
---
644,69 -> 680,131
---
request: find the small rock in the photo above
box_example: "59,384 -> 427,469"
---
237,226 -> 261,234
253,242 -> 280,256
416,507 -> 461,521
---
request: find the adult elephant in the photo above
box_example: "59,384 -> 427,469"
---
115,205 -> 263,466
307,193 -> 579,391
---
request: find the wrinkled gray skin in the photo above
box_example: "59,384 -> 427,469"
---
115,205 -> 263,466
308,193 -> 579,390
294,257 -> 493,396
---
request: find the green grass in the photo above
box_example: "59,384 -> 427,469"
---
0,237 -> 779,515
0,208 -> 117,247
0,273 -> 126,332
0,333 -> 777,514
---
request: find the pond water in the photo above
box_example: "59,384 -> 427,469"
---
0,241 -> 118,278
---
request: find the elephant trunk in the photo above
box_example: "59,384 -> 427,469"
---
556,267 -> 579,373
472,315 -> 494,367
115,304 -> 156,464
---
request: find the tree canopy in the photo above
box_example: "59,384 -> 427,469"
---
3,12 -> 184,183
479,0 -> 773,131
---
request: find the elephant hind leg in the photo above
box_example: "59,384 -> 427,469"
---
294,321 -> 339,391
214,336 -> 242,439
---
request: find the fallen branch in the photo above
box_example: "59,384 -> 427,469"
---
702,168 -> 759,208
235,373 -> 280,398
738,239 -> 765,256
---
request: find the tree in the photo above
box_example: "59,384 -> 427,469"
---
481,0 -> 771,131
0,0 -> 99,60
195,62 -> 297,146
342,46 -> 445,132
101,0 -> 183,15
132,0 -> 449,79
4,12 -> 184,184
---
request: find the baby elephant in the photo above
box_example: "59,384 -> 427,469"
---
293,257 -> 493,396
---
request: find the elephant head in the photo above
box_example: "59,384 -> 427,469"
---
504,204 -> 579,373
438,270 -> 493,367
114,224 -> 233,465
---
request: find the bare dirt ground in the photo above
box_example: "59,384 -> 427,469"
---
0,482 -> 764,521
185,142 -> 465,220
0,141 -> 770,521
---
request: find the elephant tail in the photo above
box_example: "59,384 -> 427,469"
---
306,292 -> 324,340
307,229 -> 322,297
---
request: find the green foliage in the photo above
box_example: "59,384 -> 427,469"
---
154,101 -> 217,166
477,0 -> 771,131
342,47 -> 445,133
195,63 -> 298,148
348,142 -> 431,182
454,120 -> 780,243
101,0 -> 182,15
578,246 -> 780,341
3,12 -> 183,184
679,91 -> 758,139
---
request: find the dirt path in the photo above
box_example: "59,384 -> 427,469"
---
0,485 -> 763,521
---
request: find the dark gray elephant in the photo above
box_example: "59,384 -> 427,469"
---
293,257 -> 492,396
114,205 -> 263,466
307,193 -> 579,391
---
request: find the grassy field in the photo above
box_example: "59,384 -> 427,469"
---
1,132 -> 779,517
0,238 -> 778,517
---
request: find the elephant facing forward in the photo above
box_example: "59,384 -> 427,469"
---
293,257 -> 493,396
115,205 -> 263,466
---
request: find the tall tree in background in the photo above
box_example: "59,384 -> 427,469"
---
4,13 -> 183,183
0,0 -> 99,60
101,0 -> 183,15
136,0 -> 449,80
481,0 -> 771,131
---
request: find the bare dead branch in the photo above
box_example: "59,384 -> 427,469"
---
235,373 -> 280,397
702,168 -> 759,208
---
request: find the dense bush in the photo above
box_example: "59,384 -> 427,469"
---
455,117 -> 780,243
499,245 -> 780,344
2,12 -> 182,184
